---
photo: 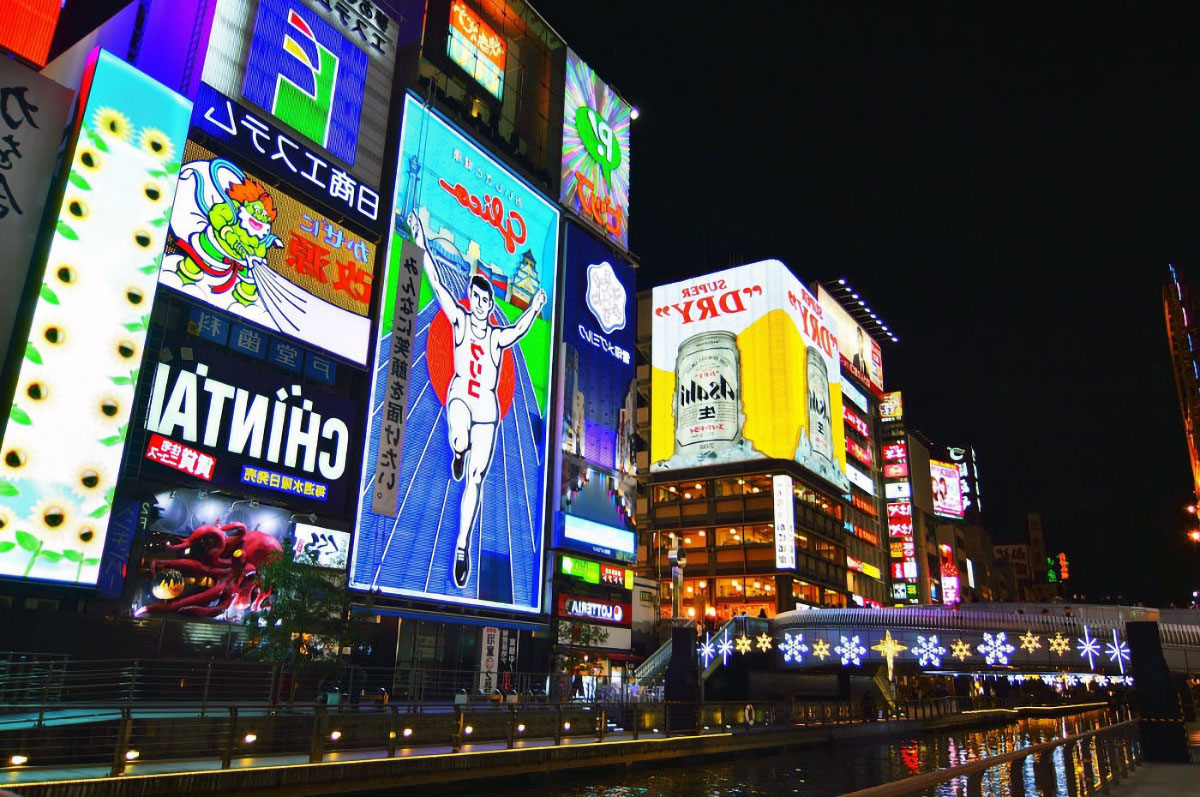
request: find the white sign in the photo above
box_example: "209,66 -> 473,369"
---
478,625 -> 500,694
0,59 -> 73,373
371,239 -> 421,515
292,523 -> 351,570
885,481 -> 912,500
840,378 -> 868,413
773,474 -> 796,570
562,515 -> 636,556
846,463 -> 876,496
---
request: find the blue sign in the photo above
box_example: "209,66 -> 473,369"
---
350,94 -> 561,615
243,0 -> 368,165
194,82 -> 381,229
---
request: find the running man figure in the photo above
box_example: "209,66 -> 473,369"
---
409,214 -> 547,588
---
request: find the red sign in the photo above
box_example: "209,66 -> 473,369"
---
0,0 -> 61,67
556,594 -> 631,626
883,462 -> 909,479
846,438 -> 873,467
883,442 -> 907,461
887,500 -> 913,519
851,494 -> 877,516
852,525 -> 880,546
843,406 -> 870,437
600,563 -> 629,586
144,433 -> 215,481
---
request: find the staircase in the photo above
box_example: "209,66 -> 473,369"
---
872,665 -> 898,713
633,617 -> 770,687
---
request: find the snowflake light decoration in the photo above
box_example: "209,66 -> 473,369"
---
835,635 -> 867,666
977,632 -> 1016,665
1077,626 -> 1101,669
1019,630 -> 1041,655
698,633 -> 716,668
755,633 -> 773,653
717,633 -> 734,667
913,635 -> 948,668
811,638 -> 831,660
1064,675 -> 1079,688
950,638 -> 972,662
1094,675 -> 1110,687
735,635 -> 753,655
1048,632 -> 1071,656
780,631 -> 809,664
871,630 -> 907,681
1105,630 -> 1130,675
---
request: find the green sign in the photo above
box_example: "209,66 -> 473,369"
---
561,555 -> 599,584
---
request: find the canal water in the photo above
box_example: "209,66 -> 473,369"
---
434,708 -> 1116,796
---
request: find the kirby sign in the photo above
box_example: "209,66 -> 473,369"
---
650,260 -> 850,493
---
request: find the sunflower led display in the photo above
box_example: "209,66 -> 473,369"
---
560,50 -> 632,250
0,51 -> 191,585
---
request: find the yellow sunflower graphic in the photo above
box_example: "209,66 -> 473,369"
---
92,107 -> 132,141
138,127 -> 173,161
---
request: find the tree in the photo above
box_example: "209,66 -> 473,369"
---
241,546 -> 372,704
555,618 -> 610,695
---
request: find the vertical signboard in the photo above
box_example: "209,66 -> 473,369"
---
0,59 -> 73,373
0,51 -> 191,585
946,444 -> 982,521
447,0 -> 506,101
561,50 -> 632,250
553,222 -> 637,563
351,95 -> 559,614
650,260 -> 849,494
773,474 -> 796,570
478,625 -> 500,692
929,459 -> 965,519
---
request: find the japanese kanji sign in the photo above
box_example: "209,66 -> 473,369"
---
371,239 -> 422,516
0,58 -> 72,374
157,139 -> 375,364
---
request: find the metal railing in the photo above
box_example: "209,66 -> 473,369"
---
841,716 -> 1141,796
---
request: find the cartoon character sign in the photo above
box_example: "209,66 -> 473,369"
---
158,141 -> 375,365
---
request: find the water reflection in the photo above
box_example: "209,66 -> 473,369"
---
444,708 -> 1116,797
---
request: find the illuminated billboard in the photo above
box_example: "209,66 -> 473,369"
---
156,140 -> 375,364
127,320 -> 360,515
0,51 -> 191,585
930,459 -> 965,519
351,94 -> 560,614
649,261 -> 850,494
447,0 -> 506,101
946,444 -> 982,521
817,286 -> 884,392
879,391 -> 903,423
553,222 -> 636,563
561,50 -> 632,250
201,0 -> 401,191
0,0 -> 61,66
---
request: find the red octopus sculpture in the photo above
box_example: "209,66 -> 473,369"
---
143,521 -> 283,619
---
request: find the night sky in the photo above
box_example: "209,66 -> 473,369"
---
535,1 -> 1200,604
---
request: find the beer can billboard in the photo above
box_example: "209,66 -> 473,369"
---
649,260 -> 850,494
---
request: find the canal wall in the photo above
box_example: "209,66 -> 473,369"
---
12,704 -> 1107,796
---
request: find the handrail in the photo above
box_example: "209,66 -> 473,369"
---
840,717 -> 1139,796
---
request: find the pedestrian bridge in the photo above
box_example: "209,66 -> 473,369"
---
636,603 -> 1200,686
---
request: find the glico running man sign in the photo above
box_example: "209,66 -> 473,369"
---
350,94 -> 560,615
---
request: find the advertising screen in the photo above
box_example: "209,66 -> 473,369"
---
650,261 -> 850,494
553,222 -> 636,562
156,140 -> 375,364
351,94 -> 560,614
930,459 -> 965,519
130,321 -> 360,515
0,51 -> 191,586
131,487 -> 294,621
561,50 -> 632,250
446,0 -> 506,101
816,286 -> 884,392
201,0 -> 401,191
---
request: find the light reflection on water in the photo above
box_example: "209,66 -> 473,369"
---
455,709 -> 1116,797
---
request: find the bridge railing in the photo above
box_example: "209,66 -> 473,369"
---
840,716 -> 1140,797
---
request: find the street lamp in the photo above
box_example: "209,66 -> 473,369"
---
1189,529 -> 1200,544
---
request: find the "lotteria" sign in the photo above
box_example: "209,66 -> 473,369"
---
556,594 -> 631,626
